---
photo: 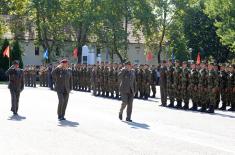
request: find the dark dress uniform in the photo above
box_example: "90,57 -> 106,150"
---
118,65 -> 137,122
52,63 -> 73,120
5,61 -> 24,115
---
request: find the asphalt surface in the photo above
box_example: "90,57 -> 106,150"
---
0,84 -> 235,155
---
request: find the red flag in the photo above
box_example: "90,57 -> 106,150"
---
196,52 -> 201,65
146,52 -> 153,61
3,46 -> 10,58
73,48 -> 78,58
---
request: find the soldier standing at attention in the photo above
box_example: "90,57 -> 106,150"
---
31,65 -> 37,88
219,64 -> 228,110
52,59 -> 73,121
228,64 -> 235,111
143,64 -> 151,100
118,61 -> 137,122
166,60 -> 174,107
173,60 -> 182,109
160,60 -> 167,106
207,63 -> 219,113
189,63 -> 199,111
199,61 -> 208,112
181,61 -> 190,110
24,65 -> 30,87
5,60 -> 24,115
114,63 -> 120,99
150,65 -> 157,98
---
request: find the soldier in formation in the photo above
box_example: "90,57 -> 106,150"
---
159,60 -> 235,113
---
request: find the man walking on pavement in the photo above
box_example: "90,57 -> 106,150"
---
118,61 -> 137,122
5,60 -> 24,115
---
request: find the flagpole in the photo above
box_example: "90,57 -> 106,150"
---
9,46 -> 10,68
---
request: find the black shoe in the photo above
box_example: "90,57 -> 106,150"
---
168,103 -> 174,108
200,106 -> 206,112
13,112 -> 18,116
160,103 -> 166,107
151,95 -> 156,98
189,105 -> 198,111
126,118 -> 132,122
208,105 -> 215,113
119,114 -> 122,120
219,105 -> 226,111
175,103 -> 182,109
182,104 -> 189,110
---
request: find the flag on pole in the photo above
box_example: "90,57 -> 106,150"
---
146,52 -> 153,61
43,48 -> 49,59
3,46 -> 10,58
196,52 -> 201,65
73,48 -> 78,58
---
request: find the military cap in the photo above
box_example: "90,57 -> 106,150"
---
201,60 -> 207,64
60,59 -> 68,63
12,60 -> 19,65
175,60 -> 180,63
162,60 -> 167,63
182,61 -> 188,64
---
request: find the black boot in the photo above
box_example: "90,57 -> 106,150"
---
111,93 -> 114,98
200,105 -> 207,112
106,92 -> 109,97
208,105 -> 215,113
119,113 -> 122,120
175,102 -> 182,109
182,102 -> 189,110
168,101 -> 174,108
189,103 -> 198,111
151,95 -> 156,98
228,104 -> 235,111
219,102 -> 227,111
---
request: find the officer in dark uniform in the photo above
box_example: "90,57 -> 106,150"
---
5,60 -> 24,115
52,59 -> 73,121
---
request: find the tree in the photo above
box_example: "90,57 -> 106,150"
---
205,0 -> 235,52
11,40 -> 23,68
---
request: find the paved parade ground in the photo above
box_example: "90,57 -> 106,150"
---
0,84 -> 235,155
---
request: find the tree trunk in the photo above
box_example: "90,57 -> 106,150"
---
158,10 -> 167,63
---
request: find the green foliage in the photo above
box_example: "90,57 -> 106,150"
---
205,0 -> 235,52
11,40 -> 23,68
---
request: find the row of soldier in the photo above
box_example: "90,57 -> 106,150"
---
159,60 -> 235,113
23,62 -> 161,101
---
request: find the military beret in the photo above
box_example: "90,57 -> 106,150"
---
60,59 -> 68,63
12,60 -> 19,65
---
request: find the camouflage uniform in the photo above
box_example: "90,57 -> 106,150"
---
173,64 -> 182,108
114,66 -> 120,99
181,63 -> 190,110
219,68 -> 228,110
189,65 -> 199,111
159,62 -> 167,106
166,63 -> 174,107
104,66 -> 109,97
198,66 -> 208,112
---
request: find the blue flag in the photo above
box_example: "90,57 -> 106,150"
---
43,49 -> 49,59
171,49 -> 175,63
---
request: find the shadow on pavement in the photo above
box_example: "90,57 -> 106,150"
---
8,115 -> 26,121
159,105 -> 235,119
58,120 -> 79,127
124,121 -> 150,130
